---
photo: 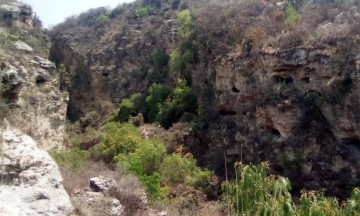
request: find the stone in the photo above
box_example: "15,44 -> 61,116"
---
0,128 -> 74,215
90,176 -> 118,193
13,41 -> 33,52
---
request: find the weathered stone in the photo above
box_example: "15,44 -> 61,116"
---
13,41 -> 33,52
0,129 -> 74,215
90,176 -> 118,193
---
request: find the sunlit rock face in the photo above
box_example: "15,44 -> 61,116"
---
0,128 -> 73,216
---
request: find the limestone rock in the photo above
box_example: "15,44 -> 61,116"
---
90,176 -> 118,193
72,177 -> 124,216
0,128 -> 74,215
13,41 -> 33,52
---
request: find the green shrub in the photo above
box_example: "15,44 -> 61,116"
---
223,162 -> 360,216
285,4 -> 301,27
177,10 -> 192,40
96,14 -> 109,25
52,148 -> 90,169
152,50 -> 169,69
297,191 -> 341,216
223,162 -> 295,216
158,79 -> 197,128
116,138 -> 167,200
146,83 -> 171,122
160,153 -> 212,187
135,6 -> 152,17
116,93 -> 146,122
92,122 -> 143,162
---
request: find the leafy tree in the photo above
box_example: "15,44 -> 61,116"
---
158,79 -> 197,128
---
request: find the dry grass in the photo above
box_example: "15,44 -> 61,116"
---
59,160 -> 147,216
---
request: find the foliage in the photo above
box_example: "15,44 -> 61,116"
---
158,79 -> 197,128
135,6 -> 152,17
169,10 -> 196,74
177,10 -> 192,40
285,3 -> 301,27
93,122 -> 212,201
160,153 -> 212,187
297,190 -> 341,216
304,90 -> 327,107
92,122 -> 143,162
116,138 -> 167,200
116,93 -> 146,122
52,148 -> 90,169
152,50 -> 169,70
145,83 -> 171,122
96,14 -> 109,25
223,162 -> 295,216
223,163 -> 360,216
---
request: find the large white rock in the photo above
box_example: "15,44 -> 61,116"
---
0,129 -> 74,215
13,41 -> 33,52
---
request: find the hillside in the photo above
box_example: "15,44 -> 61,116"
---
1,0 -> 360,215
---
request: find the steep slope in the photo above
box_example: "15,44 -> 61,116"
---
50,0 -> 360,199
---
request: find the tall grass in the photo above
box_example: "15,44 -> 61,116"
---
223,163 -> 360,216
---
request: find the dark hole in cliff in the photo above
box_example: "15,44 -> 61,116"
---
341,137 -> 360,147
232,86 -> 240,93
219,110 -> 237,116
35,76 -> 47,85
273,76 -> 293,84
102,72 -> 109,78
271,128 -> 281,139
301,77 -> 310,83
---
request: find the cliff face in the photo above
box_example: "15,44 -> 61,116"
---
0,1 -> 73,215
0,1 -> 68,151
50,0 -> 360,198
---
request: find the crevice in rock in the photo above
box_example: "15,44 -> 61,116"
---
232,86 -> 240,93
273,76 -> 293,84
301,77 -> 310,83
219,110 -> 237,116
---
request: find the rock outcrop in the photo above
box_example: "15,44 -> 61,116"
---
0,128 -> 73,215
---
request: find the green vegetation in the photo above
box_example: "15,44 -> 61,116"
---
285,3 -> 301,27
135,6 -> 152,17
52,148 -> 90,169
93,122 -> 212,201
177,10 -> 192,40
115,79 -> 196,128
223,163 -> 360,216
169,10 -> 196,74
146,83 -> 171,122
157,79 -> 197,128
115,93 -> 146,122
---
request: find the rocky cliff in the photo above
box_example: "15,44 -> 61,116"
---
0,1 -> 73,215
50,0 -> 360,199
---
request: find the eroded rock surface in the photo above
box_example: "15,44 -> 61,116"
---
0,128 -> 73,215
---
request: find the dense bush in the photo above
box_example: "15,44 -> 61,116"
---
135,6 -> 152,17
93,122 -> 212,201
160,153 -> 212,187
157,79 -> 197,128
115,93 -> 146,122
145,83 -> 171,122
92,122 -> 143,162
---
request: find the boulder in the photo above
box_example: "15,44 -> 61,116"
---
0,128 -> 74,215
13,41 -> 33,52
90,176 -> 118,193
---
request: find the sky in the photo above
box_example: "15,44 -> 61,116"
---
21,0 -> 135,28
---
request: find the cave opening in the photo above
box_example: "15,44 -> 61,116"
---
273,76 -> 293,84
